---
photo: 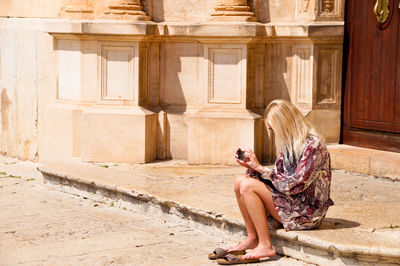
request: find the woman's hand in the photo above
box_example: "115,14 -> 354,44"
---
234,149 -> 272,177
234,151 -> 252,170
243,149 -> 265,174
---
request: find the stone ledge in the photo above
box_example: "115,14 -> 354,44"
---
44,19 -> 154,36
329,144 -> 400,181
41,18 -> 343,38
38,162 -> 400,265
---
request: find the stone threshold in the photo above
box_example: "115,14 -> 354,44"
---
38,161 -> 400,265
329,144 -> 400,181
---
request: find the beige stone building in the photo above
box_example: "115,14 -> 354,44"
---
1,0 -> 397,165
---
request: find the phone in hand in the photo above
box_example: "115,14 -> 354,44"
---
236,148 -> 245,161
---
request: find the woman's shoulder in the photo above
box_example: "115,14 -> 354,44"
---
304,134 -> 330,159
305,134 -> 328,151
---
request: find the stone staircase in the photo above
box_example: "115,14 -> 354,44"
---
38,145 -> 400,265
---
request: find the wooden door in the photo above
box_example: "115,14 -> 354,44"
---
343,0 -> 400,152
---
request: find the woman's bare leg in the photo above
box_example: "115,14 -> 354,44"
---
239,178 -> 281,259
226,175 -> 258,251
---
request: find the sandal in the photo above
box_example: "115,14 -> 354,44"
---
216,253 -> 260,265
208,248 -> 246,260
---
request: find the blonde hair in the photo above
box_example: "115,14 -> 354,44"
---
264,99 -> 319,162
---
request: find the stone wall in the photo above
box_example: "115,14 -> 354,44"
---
1,1 -> 344,22
0,19 -> 57,161
0,0 -> 345,165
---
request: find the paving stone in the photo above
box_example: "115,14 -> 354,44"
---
0,156 -> 308,266
37,159 -> 400,265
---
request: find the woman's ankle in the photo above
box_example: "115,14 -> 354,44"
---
257,241 -> 274,250
245,235 -> 258,243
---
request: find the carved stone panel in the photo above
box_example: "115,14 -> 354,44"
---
295,0 -> 317,21
204,44 -> 247,107
100,44 -> 139,103
316,45 -> 342,107
265,42 -> 293,105
292,44 -> 314,113
58,39 -> 82,101
317,0 -> 344,20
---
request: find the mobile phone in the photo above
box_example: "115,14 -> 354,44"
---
236,148 -> 245,161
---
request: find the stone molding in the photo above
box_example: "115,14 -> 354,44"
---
45,20 -> 344,39
103,0 -> 150,20
210,0 -> 256,22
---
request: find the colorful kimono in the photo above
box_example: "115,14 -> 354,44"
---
261,135 -> 334,231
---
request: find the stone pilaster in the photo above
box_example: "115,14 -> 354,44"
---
60,0 -> 94,19
187,41 -> 262,165
210,0 -> 256,21
103,0 -> 150,20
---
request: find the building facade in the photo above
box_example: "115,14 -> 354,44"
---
1,0 -> 347,164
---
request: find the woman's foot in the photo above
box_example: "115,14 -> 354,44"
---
240,244 -> 276,259
226,237 -> 258,252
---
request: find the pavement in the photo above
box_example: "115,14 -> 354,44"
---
36,158 -> 400,265
0,155 -> 307,266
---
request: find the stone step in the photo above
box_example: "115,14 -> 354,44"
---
38,161 -> 400,265
328,144 -> 400,181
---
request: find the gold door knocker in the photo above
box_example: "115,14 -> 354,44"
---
373,0 -> 390,24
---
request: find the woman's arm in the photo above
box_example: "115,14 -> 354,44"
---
270,141 -> 330,195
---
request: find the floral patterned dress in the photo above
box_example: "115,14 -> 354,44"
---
260,135 -> 334,231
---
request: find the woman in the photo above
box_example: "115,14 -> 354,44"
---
215,99 -> 334,264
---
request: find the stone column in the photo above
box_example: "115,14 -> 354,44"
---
103,0 -> 150,20
60,0 -> 94,19
210,0 -> 255,21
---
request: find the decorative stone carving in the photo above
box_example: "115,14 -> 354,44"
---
295,0 -> 316,20
322,0 -> 335,13
296,0 -> 344,21
103,0 -> 149,20
99,41 -> 150,106
292,44 -> 314,115
318,0 -> 344,20
101,45 -> 137,102
60,0 -> 94,19
203,44 -> 247,107
316,45 -> 342,107
210,0 -> 256,21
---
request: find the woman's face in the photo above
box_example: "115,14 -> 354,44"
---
266,122 -> 273,132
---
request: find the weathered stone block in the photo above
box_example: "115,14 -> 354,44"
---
81,107 -> 157,163
42,103 -> 83,163
188,109 -> 263,165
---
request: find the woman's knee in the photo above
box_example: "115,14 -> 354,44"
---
239,178 -> 258,196
233,175 -> 247,193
